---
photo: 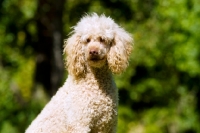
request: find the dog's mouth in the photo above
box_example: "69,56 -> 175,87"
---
90,56 -> 100,61
89,56 -> 105,62
87,55 -> 106,67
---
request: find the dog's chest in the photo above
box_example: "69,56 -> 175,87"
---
79,85 -> 117,131
72,82 -> 117,115
63,77 -> 118,132
79,83 -> 117,109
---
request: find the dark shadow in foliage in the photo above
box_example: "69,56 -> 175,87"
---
119,88 -> 131,105
100,0 -> 133,21
137,0 -> 157,22
130,66 -> 149,84
68,2 -> 91,26
101,0 -> 157,22
129,65 -> 178,112
184,129 -> 196,133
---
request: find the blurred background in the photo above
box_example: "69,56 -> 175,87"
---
0,0 -> 200,133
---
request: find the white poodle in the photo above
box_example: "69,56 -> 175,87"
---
26,13 -> 133,133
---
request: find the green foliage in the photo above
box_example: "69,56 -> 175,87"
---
0,0 -> 45,132
0,0 -> 200,132
116,0 -> 200,132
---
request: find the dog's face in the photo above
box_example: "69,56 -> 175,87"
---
64,13 -> 133,77
81,35 -> 112,68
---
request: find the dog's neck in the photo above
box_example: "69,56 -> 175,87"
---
89,65 -> 111,77
88,65 -> 113,81
67,64 -> 116,94
84,65 -> 114,91
73,64 -> 113,84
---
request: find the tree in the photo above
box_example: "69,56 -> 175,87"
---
34,0 -> 65,96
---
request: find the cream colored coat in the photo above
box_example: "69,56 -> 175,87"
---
26,13 -> 133,133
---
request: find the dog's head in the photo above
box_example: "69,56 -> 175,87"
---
64,13 -> 133,78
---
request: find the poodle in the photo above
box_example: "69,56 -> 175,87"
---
26,13 -> 133,133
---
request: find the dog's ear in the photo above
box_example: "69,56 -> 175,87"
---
63,33 -> 86,78
108,28 -> 133,74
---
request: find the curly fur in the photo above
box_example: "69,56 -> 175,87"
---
26,13 -> 133,133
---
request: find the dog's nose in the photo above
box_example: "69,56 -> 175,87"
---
89,50 -> 99,55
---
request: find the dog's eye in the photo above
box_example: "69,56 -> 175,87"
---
86,38 -> 90,43
99,37 -> 105,43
